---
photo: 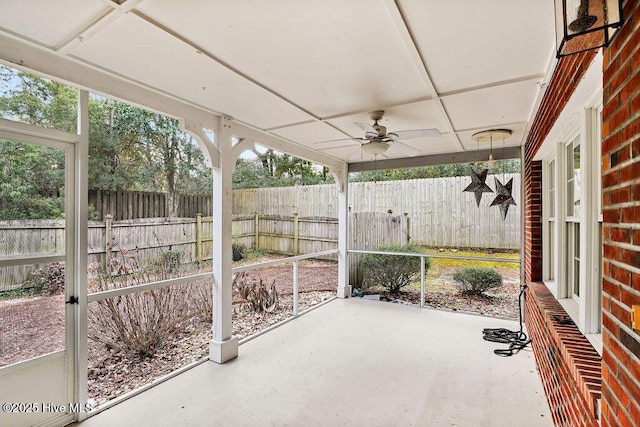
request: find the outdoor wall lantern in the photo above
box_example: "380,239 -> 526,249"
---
555,0 -> 623,57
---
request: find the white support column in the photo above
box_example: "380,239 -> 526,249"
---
210,115 -> 238,363
74,90 -> 90,421
333,164 -> 350,298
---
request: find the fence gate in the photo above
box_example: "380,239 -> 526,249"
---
348,212 -> 409,287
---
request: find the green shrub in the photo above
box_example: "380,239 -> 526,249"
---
361,244 -> 429,294
453,267 -> 503,296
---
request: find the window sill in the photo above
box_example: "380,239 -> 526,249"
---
585,333 -> 603,356
559,298 -> 579,324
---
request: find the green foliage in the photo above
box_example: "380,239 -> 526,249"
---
452,267 -> 503,296
0,139 -> 65,220
233,155 -> 332,189
350,160 -> 520,183
361,244 -> 429,294
25,262 -> 65,295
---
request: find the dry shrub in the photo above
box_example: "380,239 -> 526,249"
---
191,280 -> 212,323
88,248 -> 199,358
26,262 -> 65,295
233,271 -> 279,312
88,284 -> 191,358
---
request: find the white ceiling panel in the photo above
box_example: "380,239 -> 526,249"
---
457,124 -> 528,153
0,1 -> 558,166
395,134 -> 462,156
137,0 -> 433,118
0,0 -> 109,49
271,122 -> 349,147
441,78 -> 541,131
69,14 -> 312,129
399,0 -> 555,93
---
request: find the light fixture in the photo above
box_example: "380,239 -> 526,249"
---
362,140 -> 389,155
472,129 -> 512,170
554,0 -> 623,57
488,138 -> 496,169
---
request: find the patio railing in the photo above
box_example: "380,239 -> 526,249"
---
347,249 -> 521,307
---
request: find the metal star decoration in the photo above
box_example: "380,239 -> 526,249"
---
463,167 -> 493,207
490,177 -> 517,220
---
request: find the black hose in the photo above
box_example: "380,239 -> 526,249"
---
482,285 -> 531,357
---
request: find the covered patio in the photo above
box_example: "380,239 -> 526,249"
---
75,299 -> 552,427
2,0 -> 640,425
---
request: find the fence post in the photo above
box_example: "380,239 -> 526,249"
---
196,213 -> 203,262
254,213 -> 260,250
104,214 -> 113,275
293,213 -> 300,255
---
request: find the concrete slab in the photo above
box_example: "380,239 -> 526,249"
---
77,299 -> 552,427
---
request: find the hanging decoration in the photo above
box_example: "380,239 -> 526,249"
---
491,177 -> 516,220
463,167 -> 493,207
463,129 -> 493,207
469,128 -> 515,218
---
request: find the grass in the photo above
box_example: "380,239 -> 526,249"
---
0,286 -> 43,300
407,248 -> 520,293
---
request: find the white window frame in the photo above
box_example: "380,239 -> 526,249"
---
542,157 -> 556,294
541,95 -> 603,353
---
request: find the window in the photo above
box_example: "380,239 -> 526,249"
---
545,160 -> 555,282
541,103 -> 602,342
566,135 -> 581,302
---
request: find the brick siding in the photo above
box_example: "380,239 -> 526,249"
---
527,283 -> 601,425
601,0 -> 640,425
523,46 -> 600,425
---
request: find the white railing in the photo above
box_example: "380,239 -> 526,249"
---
347,249 -> 521,308
232,248 -> 338,319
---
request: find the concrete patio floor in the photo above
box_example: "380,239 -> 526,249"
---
76,299 -> 553,427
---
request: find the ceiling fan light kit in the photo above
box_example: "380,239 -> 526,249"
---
362,140 -> 390,155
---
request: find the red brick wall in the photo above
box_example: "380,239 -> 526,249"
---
601,0 -> 640,425
522,19 -> 602,427
527,283 -> 601,426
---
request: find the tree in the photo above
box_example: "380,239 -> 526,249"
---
0,139 -> 65,220
349,160 -> 520,182
111,102 -> 210,216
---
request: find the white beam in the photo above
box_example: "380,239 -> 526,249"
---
182,120 -> 219,168
233,122 -> 343,171
210,115 -> 238,364
0,33 -> 219,131
348,146 -> 522,172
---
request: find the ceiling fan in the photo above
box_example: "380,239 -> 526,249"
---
326,110 -> 441,159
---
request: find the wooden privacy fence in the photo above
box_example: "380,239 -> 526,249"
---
1,213 -> 407,291
234,173 -> 520,249
88,175 -> 520,249
348,212 -> 409,287
88,190 -> 213,220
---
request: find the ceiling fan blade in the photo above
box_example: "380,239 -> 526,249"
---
393,128 -> 441,139
355,122 -> 376,133
389,141 -> 421,157
314,137 -> 366,146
